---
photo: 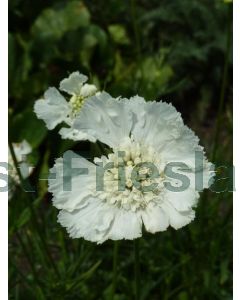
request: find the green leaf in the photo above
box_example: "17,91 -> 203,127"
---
31,1 -> 90,41
10,109 -> 47,148
178,291 -> 188,300
14,207 -> 31,230
138,54 -> 174,99
79,260 -> 102,281
9,197 -> 41,234
108,24 -> 130,45
8,34 -> 33,99
89,25 -> 108,50
220,260 -> 230,285
8,33 -> 16,80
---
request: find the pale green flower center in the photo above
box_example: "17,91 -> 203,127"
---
70,95 -> 85,115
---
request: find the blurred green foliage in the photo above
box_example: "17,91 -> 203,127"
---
9,0 -> 232,299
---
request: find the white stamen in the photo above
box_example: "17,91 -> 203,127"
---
94,139 -> 165,212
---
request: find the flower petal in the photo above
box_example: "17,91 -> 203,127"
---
126,96 -> 184,149
59,71 -> 88,95
58,200 -> 143,243
19,162 -> 32,179
164,188 -> 199,212
160,126 -> 203,168
49,151 -> 96,212
141,203 -> 169,233
13,140 -> 32,162
106,209 -> 142,241
126,97 -> 207,170
34,87 -> 70,130
161,202 -> 195,230
80,84 -> 97,98
73,92 -> 133,147
59,127 -> 96,142
166,160 -> 215,192
57,198 -> 115,243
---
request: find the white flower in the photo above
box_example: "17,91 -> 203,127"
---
8,140 -> 32,199
49,95 -> 215,243
34,71 -> 98,140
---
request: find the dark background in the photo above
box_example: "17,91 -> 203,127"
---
9,0 -> 232,299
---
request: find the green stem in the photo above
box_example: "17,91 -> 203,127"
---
111,241 -> 119,300
8,142 -> 61,279
15,231 -> 40,285
131,0 -> 141,62
211,5 -> 232,161
8,142 -> 26,186
134,239 -> 140,300
10,258 -> 38,295
130,0 -> 144,86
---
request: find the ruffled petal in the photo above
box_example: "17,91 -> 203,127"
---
58,199 -> 142,243
34,87 -> 70,130
106,209 -> 142,241
161,202 -> 195,230
159,126 -> 203,168
73,92 -> 133,147
126,96 -> 184,150
48,151 -> 96,212
164,188 -> 199,212
141,203 -> 169,233
59,127 -> 96,142
80,84 -> 97,98
57,198 -> 115,243
166,159 -> 215,191
59,71 -> 88,95
125,97 -> 207,170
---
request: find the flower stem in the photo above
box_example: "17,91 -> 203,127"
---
211,5 -> 232,161
8,141 -> 61,279
130,0 -> 141,63
134,239 -> 140,300
130,0 -> 144,87
111,241 -> 119,300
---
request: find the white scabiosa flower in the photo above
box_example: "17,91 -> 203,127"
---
49,94 -> 215,243
8,140 -> 32,199
34,71 -> 98,140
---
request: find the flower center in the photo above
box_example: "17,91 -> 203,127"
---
70,95 -> 85,115
95,139 -> 165,212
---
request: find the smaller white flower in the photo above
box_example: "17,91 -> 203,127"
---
8,140 -> 32,199
34,71 -> 98,140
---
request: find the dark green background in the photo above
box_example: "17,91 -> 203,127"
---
9,0 -> 232,299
